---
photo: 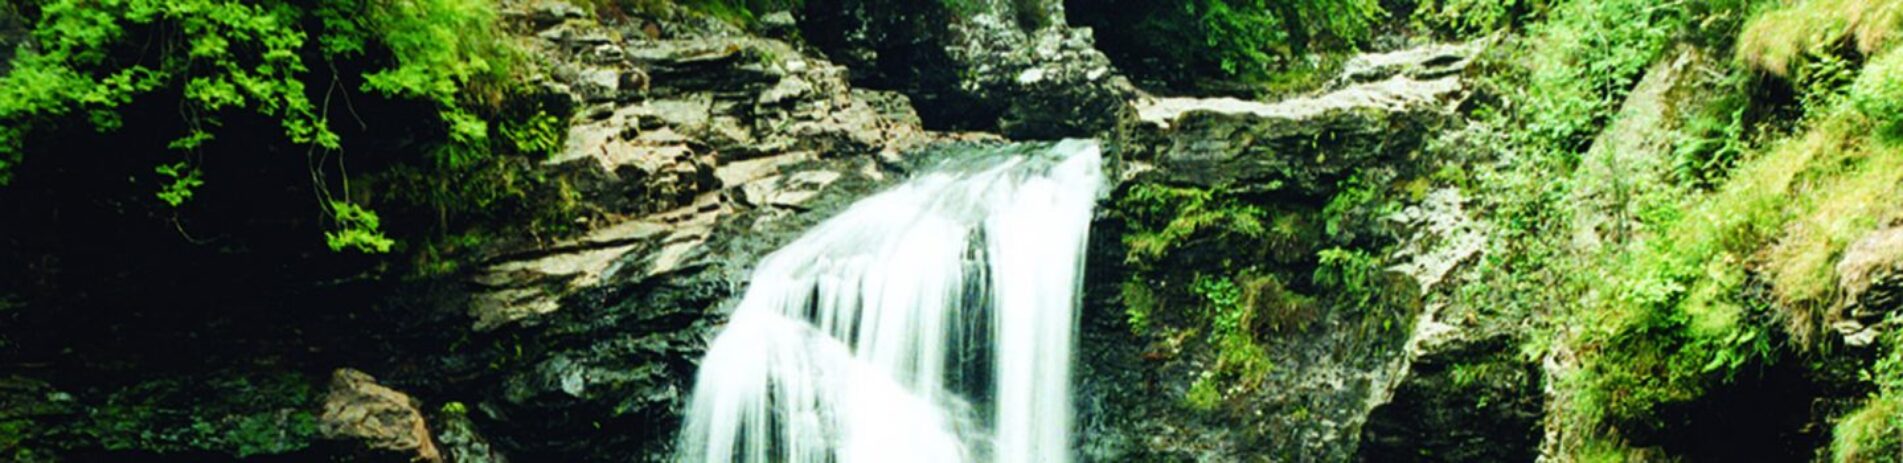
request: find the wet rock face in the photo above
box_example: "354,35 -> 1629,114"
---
440,3 -> 974,461
1339,187 -> 1542,463
458,154 -> 907,462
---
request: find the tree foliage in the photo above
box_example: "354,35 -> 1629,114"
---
1070,0 -> 1382,84
0,0 -> 523,254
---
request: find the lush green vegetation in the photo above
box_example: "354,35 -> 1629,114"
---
0,0 -> 572,262
1068,0 -> 1382,91
1420,0 -> 1903,457
1112,167 -> 1415,412
1115,184 -> 1292,409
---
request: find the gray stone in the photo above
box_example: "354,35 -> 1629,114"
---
1569,45 -> 1718,251
532,1 -> 586,28
1119,63 -> 1468,194
758,11 -> 799,40
1334,42 -> 1481,87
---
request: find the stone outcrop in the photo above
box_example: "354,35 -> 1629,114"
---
444,2 -> 979,460
1116,42 -> 1474,196
1833,225 -> 1903,346
1357,190 -> 1540,462
1077,42 -> 1499,462
1568,44 -> 1720,251
472,0 -> 949,333
319,369 -> 443,463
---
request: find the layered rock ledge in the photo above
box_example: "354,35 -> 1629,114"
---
1116,43 -> 1475,195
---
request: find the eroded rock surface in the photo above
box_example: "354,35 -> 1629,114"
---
473,0 -> 949,334
442,3 -> 986,460
1118,43 -> 1475,195
1356,189 -> 1540,462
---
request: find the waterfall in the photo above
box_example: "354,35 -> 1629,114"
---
675,140 -> 1105,463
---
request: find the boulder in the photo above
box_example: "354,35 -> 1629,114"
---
942,3 -> 1138,138
319,369 -> 443,463
1332,42 -> 1477,87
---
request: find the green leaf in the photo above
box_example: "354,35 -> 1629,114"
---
154,162 -> 205,207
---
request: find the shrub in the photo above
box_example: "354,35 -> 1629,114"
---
1852,46 -> 1903,136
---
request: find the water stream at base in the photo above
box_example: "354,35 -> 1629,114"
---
674,140 -> 1106,463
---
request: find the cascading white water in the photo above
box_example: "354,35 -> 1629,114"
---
675,140 -> 1105,463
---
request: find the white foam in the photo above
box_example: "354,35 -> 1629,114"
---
675,140 -> 1105,463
